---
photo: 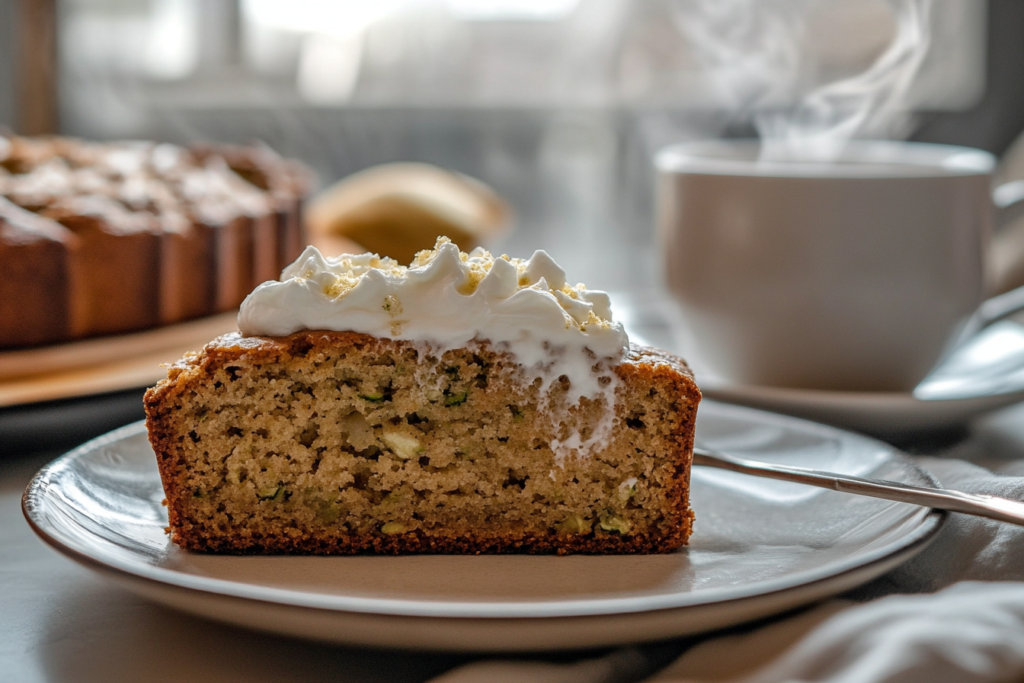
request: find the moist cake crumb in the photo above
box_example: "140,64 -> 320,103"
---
145,331 -> 700,554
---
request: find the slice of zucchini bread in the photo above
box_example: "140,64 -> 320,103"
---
145,239 -> 700,554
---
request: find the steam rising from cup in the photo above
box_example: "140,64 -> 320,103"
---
674,0 -> 934,162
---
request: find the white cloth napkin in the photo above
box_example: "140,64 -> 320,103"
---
430,408 -> 1024,683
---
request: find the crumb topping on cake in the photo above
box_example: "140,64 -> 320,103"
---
239,237 -> 628,370
238,237 -> 631,460
242,238 -> 622,336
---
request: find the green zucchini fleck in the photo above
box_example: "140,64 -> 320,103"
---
556,514 -> 591,534
381,521 -> 408,534
598,513 -> 631,535
257,486 -> 282,501
444,391 -> 468,407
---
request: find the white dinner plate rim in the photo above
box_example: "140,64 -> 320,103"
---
699,381 -> 1024,435
23,412 -> 946,621
700,375 -> 1024,405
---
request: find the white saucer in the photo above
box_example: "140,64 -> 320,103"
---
618,293 -> 1024,437
23,402 -> 944,651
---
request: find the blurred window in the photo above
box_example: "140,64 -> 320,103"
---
57,0 -> 985,116
43,0 -> 990,289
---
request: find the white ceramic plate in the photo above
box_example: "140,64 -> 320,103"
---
23,402 -> 944,652
617,292 -> 1024,437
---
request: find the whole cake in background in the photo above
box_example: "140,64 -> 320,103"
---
145,238 -> 701,555
0,135 -> 311,349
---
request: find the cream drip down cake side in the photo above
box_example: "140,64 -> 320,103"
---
144,238 -> 700,554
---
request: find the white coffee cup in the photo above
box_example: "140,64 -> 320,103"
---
655,139 -> 1019,393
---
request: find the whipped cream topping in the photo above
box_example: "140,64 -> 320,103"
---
239,238 -> 630,460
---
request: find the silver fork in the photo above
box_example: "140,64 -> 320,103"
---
694,445 -> 1024,526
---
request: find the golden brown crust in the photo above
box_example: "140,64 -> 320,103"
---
0,134 -> 310,346
188,142 -> 312,269
0,197 -> 82,347
145,331 -> 700,555
44,198 -> 164,336
169,526 -> 690,555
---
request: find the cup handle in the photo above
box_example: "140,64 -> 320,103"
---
990,180 -> 1024,295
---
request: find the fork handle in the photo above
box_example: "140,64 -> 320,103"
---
693,447 -> 1024,526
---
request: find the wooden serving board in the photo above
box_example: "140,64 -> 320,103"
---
0,313 -> 238,408
0,234 -> 368,409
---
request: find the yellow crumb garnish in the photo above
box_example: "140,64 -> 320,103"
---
292,236 -> 616,331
